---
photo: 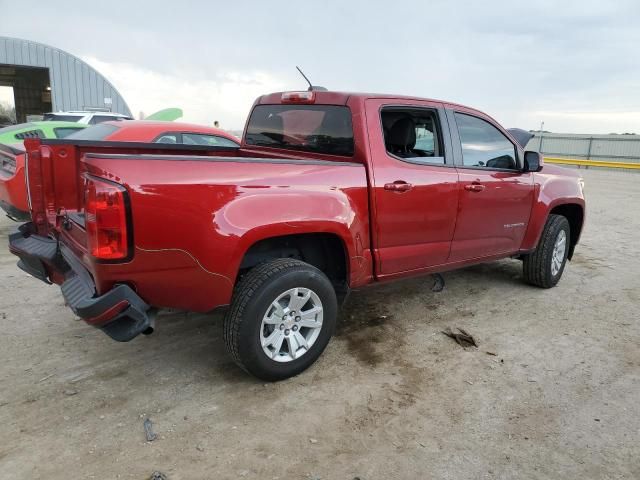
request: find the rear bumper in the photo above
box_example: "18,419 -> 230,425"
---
9,223 -> 154,342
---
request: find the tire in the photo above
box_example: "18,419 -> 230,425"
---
223,258 -> 338,381
523,214 -> 571,288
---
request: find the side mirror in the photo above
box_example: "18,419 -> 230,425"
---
524,151 -> 544,172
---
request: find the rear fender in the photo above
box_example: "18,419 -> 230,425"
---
217,192 -> 372,288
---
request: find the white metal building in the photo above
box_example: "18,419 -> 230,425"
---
0,36 -> 131,123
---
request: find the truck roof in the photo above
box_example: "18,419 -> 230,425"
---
257,90 -> 488,117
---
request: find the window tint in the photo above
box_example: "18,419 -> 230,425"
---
381,108 -> 444,165
455,113 -> 517,169
181,133 -> 239,147
66,124 -> 120,140
54,127 -> 85,138
246,105 -> 354,157
89,115 -> 118,125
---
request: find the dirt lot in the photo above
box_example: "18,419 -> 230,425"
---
0,168 -> 638,480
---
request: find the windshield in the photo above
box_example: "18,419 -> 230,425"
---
245,105 -> 354,157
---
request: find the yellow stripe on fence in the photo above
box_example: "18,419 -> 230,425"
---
544,157 -> 640,170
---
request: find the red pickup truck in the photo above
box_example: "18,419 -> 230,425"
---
9,90 -> 585,380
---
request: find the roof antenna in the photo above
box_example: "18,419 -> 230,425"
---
296,66 -> 328,92
296,66 -> 312,90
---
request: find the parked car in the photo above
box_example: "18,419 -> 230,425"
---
0,121 -> 239,220
43,111 -> 133,124
67,120 -> 240,146
9,90 -> 585,380
0,121 -> 86,144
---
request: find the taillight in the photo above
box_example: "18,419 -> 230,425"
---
0,153 -> 16,175
281,91 -> 315,103
84,175 -> 130,261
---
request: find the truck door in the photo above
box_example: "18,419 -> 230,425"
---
446,109 -> 534,262
364,99 -> 459,278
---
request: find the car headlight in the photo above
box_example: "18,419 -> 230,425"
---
579,178 -> 585,194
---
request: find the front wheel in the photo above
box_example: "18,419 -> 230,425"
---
523,214 -> 571,288
223,259 -> 337,381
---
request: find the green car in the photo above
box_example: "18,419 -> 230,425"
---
0,121 -> 87,144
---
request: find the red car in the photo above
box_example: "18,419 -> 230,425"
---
0,121 -> 239,220
10,90 -> 585,380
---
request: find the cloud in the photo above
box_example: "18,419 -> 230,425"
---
532,110 -> 640,133
2,0 -> 639,133
82,57 -> 288,129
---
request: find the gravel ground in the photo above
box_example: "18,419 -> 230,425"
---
0,168 -> 638,480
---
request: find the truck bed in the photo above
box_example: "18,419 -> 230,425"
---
22,138 -> 372,313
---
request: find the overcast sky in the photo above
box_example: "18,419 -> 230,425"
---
2,0 -> 639,133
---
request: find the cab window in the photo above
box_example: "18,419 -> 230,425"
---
246,105 -> 353,156
455,113 -> 517,170
381,107 -> 444,165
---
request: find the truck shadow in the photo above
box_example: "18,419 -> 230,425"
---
79,259 -> 525,387
336,259 -> 525,366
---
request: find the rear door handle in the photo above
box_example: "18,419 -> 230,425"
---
384,181 -> 413,192
464,183 -> 485,192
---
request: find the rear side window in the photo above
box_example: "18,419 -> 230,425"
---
246,105 -> 354,156
381,107 -> 444,165
455,113 -> 517,169
181,133 -> 239,147
66,124 -> 120,140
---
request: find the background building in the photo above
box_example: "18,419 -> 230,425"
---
0,36 -> 131,123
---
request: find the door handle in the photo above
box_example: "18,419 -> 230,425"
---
464,183 -> 485,192
384,181 -> 413,192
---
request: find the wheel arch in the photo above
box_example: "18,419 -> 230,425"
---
521,198 -> 585,259
549,203 -> 584,259
235,229 -> 352,302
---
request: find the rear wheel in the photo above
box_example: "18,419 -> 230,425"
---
223,259 -> 337,381
523,214 -> 570,288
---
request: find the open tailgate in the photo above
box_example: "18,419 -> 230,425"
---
23,138 -> 84,235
